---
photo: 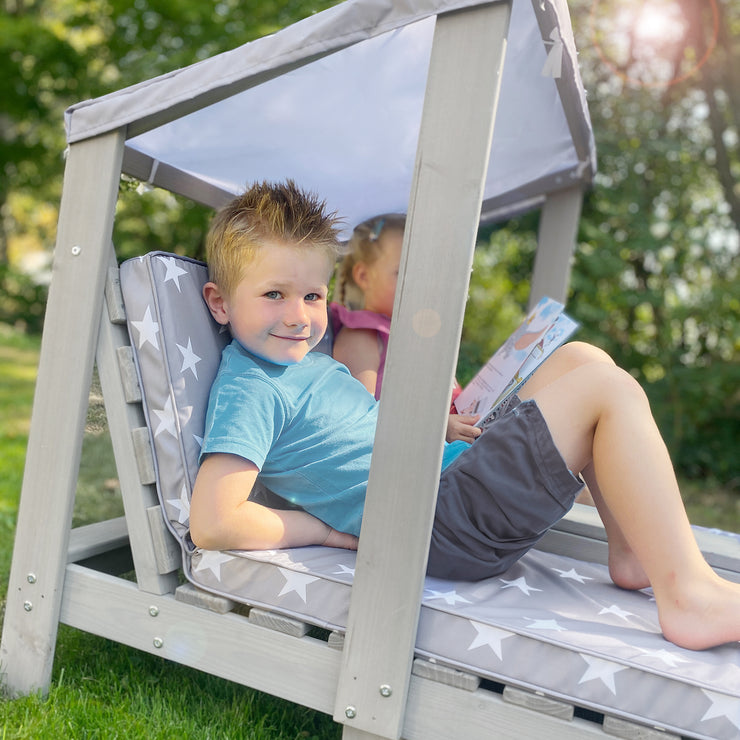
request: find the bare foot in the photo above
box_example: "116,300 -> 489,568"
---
608,539 -> 650,591
655,572 -> 740,651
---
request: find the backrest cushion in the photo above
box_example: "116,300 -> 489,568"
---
120,252 -> 230,546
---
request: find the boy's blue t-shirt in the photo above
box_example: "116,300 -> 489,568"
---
200,340 -> 467,536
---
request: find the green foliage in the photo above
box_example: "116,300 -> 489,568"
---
646,361 -> 740,486
457,221 -> 537,385
561,0 -> 740,487
0,263 -> 48,333
0,0 -> 737,486
115,179 -> 212,262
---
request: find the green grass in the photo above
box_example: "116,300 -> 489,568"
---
0,323 -> 737,737
3,626 -> 339,739
0,324 -> 340,739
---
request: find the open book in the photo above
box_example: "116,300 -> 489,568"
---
453,296 -> 578,427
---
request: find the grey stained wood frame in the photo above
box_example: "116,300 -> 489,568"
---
3,1 -> 739,738
529,184 -> 584,308
0,131 -> 124,695
333,3 -> 512,738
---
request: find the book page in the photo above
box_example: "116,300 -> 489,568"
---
454,297 -> 575,423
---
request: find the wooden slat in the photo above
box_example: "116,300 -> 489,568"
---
116,346 -> 142,403
67,517 -> 129,563
132,427 -> 156,485
175,582 -> 236,614
60,564 -> 340,714
403,673 -> 608,740
122,146 -> 234,209
411,658 -> 479,692
105,264 -> 127,324
328,631 -> 345,650
335,5 -> 512,738
146,505 -> 181,575
602,716 -> 679,740
96,256 -> 178,594
0,131 -> 125,697
502,685 -> 574,721
249,607 -> 309,637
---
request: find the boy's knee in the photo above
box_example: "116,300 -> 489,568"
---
599,363 -> 649,407
554,341 -> 615,370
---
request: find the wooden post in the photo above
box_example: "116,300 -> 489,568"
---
0,131 -> 124,697
529,184 -> 583,308
334,3 -> 512,738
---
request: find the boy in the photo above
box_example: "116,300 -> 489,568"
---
191,180 -> 740,651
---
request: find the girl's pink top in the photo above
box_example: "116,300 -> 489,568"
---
329,303 -> 391,400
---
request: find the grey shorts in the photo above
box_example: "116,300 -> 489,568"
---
428,396 -> 583,581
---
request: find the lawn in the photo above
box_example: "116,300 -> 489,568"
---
0,323 -> 737,737
0,324 -> 340,739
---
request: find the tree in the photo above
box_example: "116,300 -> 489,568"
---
0,0 -> 343,319
567,0 -> 739,483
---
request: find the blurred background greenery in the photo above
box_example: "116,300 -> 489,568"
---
1,0 -> 737,489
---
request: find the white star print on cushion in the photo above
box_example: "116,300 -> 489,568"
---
598,604 -> 635,621
423,588 -> 472,607
499,576 -> 542,595
166,484 -> 190,525
131,305 -> 160,350
551,566 -> 593,583
192,550 -> 234,581
157,254 -> 189,291
152,396 -> 177,438
177,337 -> 202,380
636,647 -> 690,668
701,690 -> 740,733
466,623 -> 514,660
578,655 -> 628,695
121,252 -> 230,544
276,568 -> 320,603
525,617 -> 567,632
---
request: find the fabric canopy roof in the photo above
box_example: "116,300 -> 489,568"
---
64,0 -> 595,237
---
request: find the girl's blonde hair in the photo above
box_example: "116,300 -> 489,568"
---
334,213 -> 406,309
206,179 -> 342,298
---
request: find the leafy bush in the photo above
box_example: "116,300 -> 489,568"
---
0,263 -> 48,334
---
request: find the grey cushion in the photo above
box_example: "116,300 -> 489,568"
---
121,251 -> 740,740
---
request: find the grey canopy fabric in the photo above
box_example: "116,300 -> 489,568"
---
64,0 -> 595,237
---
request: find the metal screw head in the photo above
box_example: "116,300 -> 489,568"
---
71,245 -> 82,256
149,605 -> 159,617
27,573 -> 37,584
379,684 -> 392,697
344,706 -> 357,719
23,601 -> 33,612
152,637 -> 164,649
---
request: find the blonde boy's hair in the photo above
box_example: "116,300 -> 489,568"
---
206,180 -> 342,297
334,213 -> 406,309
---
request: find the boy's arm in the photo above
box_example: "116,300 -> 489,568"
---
190,453 -> 357,551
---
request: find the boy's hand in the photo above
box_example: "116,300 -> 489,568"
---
446,413 -> 481,444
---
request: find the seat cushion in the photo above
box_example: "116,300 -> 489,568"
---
120,252 -> 740,740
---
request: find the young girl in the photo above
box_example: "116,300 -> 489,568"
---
332,215 -> 480,444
